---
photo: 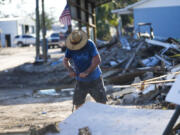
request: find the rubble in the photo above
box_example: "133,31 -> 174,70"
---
122,93 -> 139,104
141,56 -> 159,67
99,37 -> 180,108
79,127 -> 92,135
33,88 -> 74,98
1,36 -> 179,109
146,39 -> 180,52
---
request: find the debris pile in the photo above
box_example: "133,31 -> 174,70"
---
1,36 -> 180,109
97,36 -> 180,108
98,37 -> 180,70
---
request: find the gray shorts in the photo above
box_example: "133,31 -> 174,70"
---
73,76 -> 107,106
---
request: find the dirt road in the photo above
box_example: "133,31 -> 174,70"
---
0,47 -> 73,134
0,46 -> 64,71
0,94 -> 72,133
0,46 -> 74,90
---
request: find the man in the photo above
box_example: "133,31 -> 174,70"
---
63,30 -> 107,109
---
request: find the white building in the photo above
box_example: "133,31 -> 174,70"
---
0,17 -> 35,47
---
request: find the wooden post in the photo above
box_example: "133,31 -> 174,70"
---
42,0 -> 47,62
85,1 -> 89,38
92,3 -> 96,43
35,0 -> 40,61
77,0 -> 81,30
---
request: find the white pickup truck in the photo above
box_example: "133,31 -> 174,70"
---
13,35 -> 36,47
47,32 -> 66,51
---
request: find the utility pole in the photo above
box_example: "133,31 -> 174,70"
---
42,0 -> 47,62
35,0 -> 40,61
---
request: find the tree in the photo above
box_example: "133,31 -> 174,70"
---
39,12 -> 55,30
96,5 -> 111,40
96,0 -> 139,40
31,12 -> 55,31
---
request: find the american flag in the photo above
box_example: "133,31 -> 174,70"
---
59,4 -> 71,26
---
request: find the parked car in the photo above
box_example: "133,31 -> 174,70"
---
47,32 -> 66,51
59,32 -> 67,52
47,33 -> 60,48
13,35 -> 36,47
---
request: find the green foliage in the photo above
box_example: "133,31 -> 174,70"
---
96,0 -> 139,40
96,2 -> 118,40
32,12 -> 55,30
39,12 -> 55,30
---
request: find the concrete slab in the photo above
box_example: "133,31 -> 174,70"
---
166,74 -> 180,105
47,102 -> 179,135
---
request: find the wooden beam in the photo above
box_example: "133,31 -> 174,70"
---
69,0 -> 95,17
92,3 -> 96,43
132,79 -> 175,86
85,1 -> 90,38
123,42 -> 144,73
77,0 -> 81,29
71,16 -> 96,28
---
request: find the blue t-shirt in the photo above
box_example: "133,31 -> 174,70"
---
65,39 -> 102,82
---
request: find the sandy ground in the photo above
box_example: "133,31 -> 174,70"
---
0,95 -> 72,133
0,46 -> 64,71
0,47 -> 73,134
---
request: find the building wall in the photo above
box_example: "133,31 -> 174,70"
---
134,6 -> 180,39
0,21 -> 18,47
0,17 -> 35,47
135,0 -> 180,9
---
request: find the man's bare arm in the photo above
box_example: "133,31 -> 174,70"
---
63,57 -> 76,77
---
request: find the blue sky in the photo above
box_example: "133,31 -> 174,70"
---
0,0 -> 67,21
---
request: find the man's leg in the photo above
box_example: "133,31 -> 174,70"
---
89,77 -> 108,104
73,81 -> 88,109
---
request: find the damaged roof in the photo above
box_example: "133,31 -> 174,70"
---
112,0 -> 180,14
111,0 -> 149,14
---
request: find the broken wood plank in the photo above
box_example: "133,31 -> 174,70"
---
146,39 -> 180,52
123,42 -> 144,73
102,69 -> 121,78
132,79 -> 175,87
141,71 -> 180,83
155,54 -> 172,67
107,67 -> 166,84
110,79 -> 175,90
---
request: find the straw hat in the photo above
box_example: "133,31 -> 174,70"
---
65,30 -> 88,50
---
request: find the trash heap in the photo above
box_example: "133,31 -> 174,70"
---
96,36 -> 180,108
